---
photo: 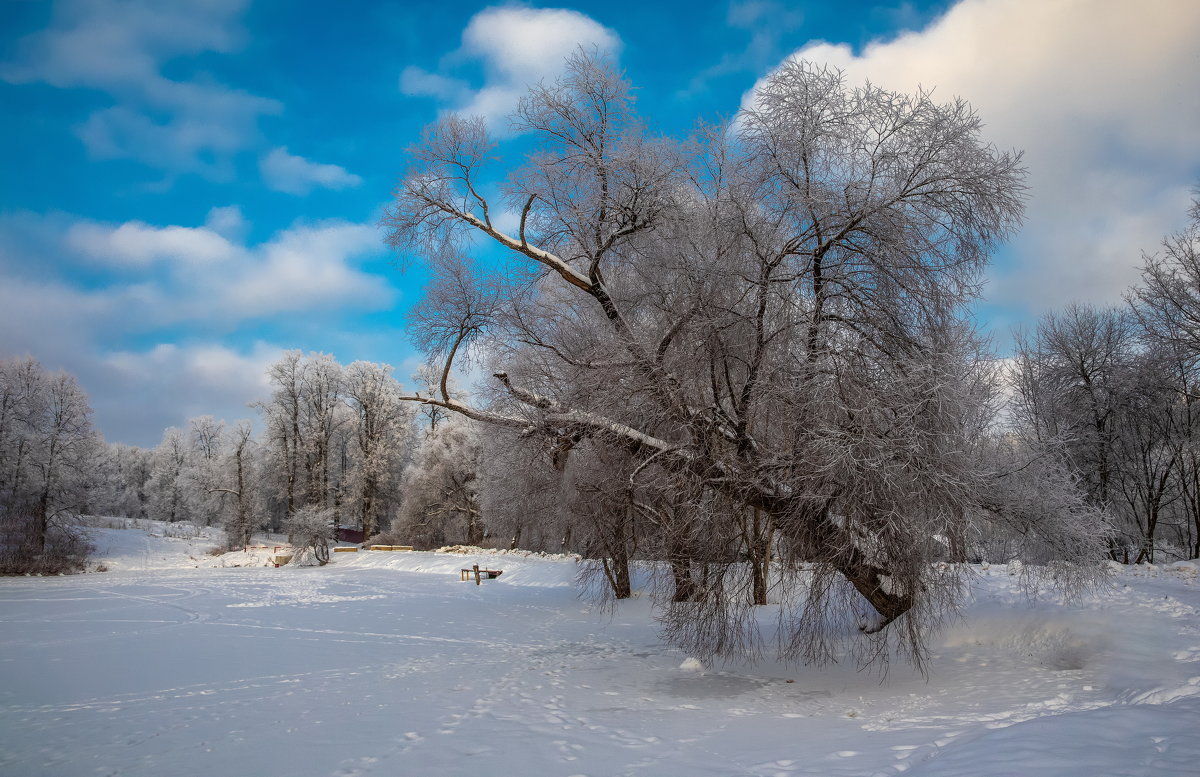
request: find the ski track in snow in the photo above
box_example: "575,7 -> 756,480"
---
0,526 -> 1198,776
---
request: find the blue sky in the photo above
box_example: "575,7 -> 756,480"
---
1,0 -> 1198,446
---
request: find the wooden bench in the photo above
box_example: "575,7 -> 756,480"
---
460,564 -> 503,584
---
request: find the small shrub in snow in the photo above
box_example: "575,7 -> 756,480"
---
283,506 -> 334,565
287,546 -> 324,567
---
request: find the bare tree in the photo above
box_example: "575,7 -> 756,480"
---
477,431 -> 568,553
343,361 -> 412,540
1112,351 -> 1181,563
1130,195 -> 1200,357
218,421 -> 257,549
1130,195 -> 1200,557
104,444 -> 153,519
1012,305 -> 1134,512
299,354 -> 347,513
186,415 -> 226,527
385,53 -> 1103,665
395,415 -> 483,549
256,351 -> 353,529
146,427 -> 191,524
257,351 -> 307,518
0,358 -> 101,570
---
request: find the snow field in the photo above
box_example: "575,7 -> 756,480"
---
0,523 -> 1197,776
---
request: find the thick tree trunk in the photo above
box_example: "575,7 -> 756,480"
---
602,544 -> 632,600
751,561 -> 767,606
669,552 -> 696,603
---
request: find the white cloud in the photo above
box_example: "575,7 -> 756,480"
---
0,210 -> 400,444
1,0 -> 244,89
2,0 -> 279,176
221,222 -> 387,317
100,341 -> 282,443
0,285 -> 278,444
745,0 -> 1200,316
400,66 -> 469,101
0,276 -> 128,359
68,221 -> 240,267
22,212 -> 393,326
204,205 -> 247,241
407,6 -> 620,129
462,6 -> 619,84
259,147 -> 363,195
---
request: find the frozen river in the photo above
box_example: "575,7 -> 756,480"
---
1,527 -> 1198,776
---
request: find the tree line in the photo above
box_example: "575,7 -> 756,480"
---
1014,196 -> 1200,563
0,352 -> 490,572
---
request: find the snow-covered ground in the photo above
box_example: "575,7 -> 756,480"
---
1,524 -> 1198,776
86,519 -> 286,571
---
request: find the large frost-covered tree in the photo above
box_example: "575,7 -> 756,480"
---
385,53 -> 1107,663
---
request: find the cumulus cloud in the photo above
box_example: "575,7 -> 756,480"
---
744,0 -> 1200,316
0,210 -> 398,444
99,341 -> 282,444
67,221 -> 241,267
405,5 -> 620,129
219,221 -> 386,317
0,275 -> 131,362
2,0 -> 279,176
0,210 -> 392,347
259,147 -> 363,195
48,214 -> 392,322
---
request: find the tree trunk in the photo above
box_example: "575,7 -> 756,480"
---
743,508 -> 773,606
602,545 -> 632,600
34,487 -> 50,554
612,552 -> 632,599
235,449 -> 251,548
466,508 -> 484,546
669,552 -> 696,603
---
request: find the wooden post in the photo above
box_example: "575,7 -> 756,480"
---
473,564 -> 481,585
